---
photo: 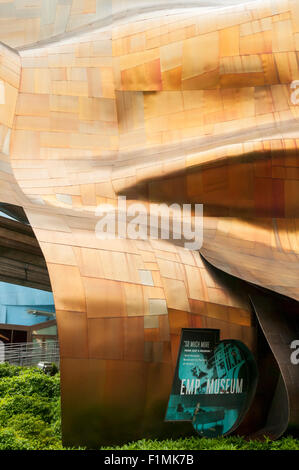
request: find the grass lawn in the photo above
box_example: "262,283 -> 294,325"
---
0,363 -> 298,451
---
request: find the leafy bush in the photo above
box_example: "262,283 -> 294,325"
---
0,363 -> 61,450
0,395 -> 56,424
0,363 -> 23,378
103,435 -> 299,451
0,428 -> 33,450
0,368 -> 60,399
6,414 -> 61,449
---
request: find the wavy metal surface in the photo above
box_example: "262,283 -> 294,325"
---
0,0 -> 297,445
250,289 -> 299,438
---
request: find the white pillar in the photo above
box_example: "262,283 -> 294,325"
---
0,340 -> 4,363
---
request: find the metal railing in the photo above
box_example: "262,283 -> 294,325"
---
1,340 -> 60,367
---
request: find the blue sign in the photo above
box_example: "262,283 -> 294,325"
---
165,328 -> 258,437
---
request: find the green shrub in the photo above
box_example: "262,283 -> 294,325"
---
0,367 -> 60,399
0,428 -> 33,450
6,414 -> 61,449
0,395 -> 56,424
49,398 -> 62,438
0,363 -> 62,450
102,435 -> 299,451
0,363 -> 23,378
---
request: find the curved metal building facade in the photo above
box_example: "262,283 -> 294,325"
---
0,0 -> 297,446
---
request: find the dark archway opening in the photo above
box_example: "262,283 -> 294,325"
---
0,203 -> 57,365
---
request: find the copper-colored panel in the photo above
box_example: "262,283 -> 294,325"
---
124,316 -> 145,361
47,264 -> 86,313
83,277 -> 125,318
88,317 -> 124,360
56,310 -> 88,359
